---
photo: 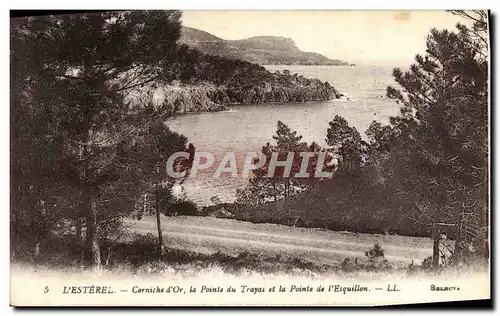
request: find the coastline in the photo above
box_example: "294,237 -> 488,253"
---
150,80 -> 342,115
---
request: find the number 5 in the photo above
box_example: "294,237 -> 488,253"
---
44,286 -> 49,293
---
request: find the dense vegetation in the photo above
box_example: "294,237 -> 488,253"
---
236,121 -> 334,206
231,11 -> 489,266
10,11 -> 199,270
10,10 -> 343,271
10,10 -> 489,274
185,49 -> 341,102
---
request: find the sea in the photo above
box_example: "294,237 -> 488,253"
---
166,65 -> 405,206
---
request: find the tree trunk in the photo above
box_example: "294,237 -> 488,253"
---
452,213 -> 462,265
432,225 -> 440,268
272,182 -> 277,202
75,217 -> 83,266
76,218 -> 82,244
84,186 -> 101,270
155,208 -> 164,257
33,242 -> 40,268
75,189 -> 83,245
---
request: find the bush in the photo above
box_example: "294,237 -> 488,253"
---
365,244 -> 392,272
340,244 -> 392,273
110,233 -> 158,266
340,257 -> 359,273
365,243 -> 384,262
165,200 -> 198,216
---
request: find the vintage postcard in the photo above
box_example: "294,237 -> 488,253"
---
10,10 -> 490,306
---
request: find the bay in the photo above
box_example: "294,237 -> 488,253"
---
166,65 -> 402,206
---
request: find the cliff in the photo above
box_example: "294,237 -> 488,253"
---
151,79 -> 339,114
180,26 -> 350,66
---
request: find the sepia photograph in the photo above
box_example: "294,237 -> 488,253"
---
9,9 -> 490,307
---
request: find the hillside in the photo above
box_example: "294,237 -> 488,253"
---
180,26 -> 351,66
221,169 -> 432,238
137,45 -> 341,114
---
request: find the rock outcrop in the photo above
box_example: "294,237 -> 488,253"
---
149,80 -> 339,114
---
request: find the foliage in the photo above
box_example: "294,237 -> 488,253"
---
244,12 -> 489,254
237,121 -> 333,206
339,244 -> 391,273
10,10 -> 335,267
10,11 -> 193,266
176,46 -> 340,104
384,13 -> 488,257
365,243 -> 385,262
325,115 -> 369,174
170,200 -> 198,216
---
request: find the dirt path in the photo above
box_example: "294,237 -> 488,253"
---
127,216 -> 433,265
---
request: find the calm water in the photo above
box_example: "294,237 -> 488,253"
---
166,65 -> 402,206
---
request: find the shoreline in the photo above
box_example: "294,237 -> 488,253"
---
165,97 -> 348,117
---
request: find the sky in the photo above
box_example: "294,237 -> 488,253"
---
181,10 -> 473,66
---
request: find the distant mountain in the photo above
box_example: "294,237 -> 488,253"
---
180,26 -> 351,66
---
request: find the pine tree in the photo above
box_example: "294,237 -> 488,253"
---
10,11 -> 191,269
325,115 -> 368,174
238,121 -> 332,205
384,11 -> 489,260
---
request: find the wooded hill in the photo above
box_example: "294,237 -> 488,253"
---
180,26 -> 351,66
142,44 -> 341,113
